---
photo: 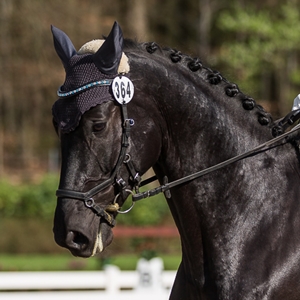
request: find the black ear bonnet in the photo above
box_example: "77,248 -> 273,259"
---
51,22 -> 123,133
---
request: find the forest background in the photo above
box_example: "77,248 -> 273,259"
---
1,0 -> 300,257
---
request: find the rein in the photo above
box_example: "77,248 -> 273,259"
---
133,107 -> 300,201
134,123 -> 300,201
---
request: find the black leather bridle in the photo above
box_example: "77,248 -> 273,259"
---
56,102 -> 142,227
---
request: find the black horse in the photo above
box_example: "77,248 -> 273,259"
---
51,22 -> 300,299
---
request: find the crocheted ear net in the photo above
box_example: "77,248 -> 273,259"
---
52,54 -> 115,133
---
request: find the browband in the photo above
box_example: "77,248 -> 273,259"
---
57,79 -> 112,98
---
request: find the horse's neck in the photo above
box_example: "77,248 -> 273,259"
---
130,46 -> 300,298
129,50 -> 280,205
153,69 -> 272,179
139,51 -> 294,269
129,47 -> 274,174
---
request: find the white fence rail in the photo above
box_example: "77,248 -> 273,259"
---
0,258 -> 177,300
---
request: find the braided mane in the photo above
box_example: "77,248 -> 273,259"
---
123,39 -> 273,129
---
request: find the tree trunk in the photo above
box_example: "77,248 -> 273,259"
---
0,0 -> 14,131
198,0 -> 222,57
126,0 -> 148,39
198,0 -> 212,56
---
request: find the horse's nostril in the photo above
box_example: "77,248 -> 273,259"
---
74,232 -> 89,246
66,231 -> 89,251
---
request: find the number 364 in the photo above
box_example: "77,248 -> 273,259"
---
112,76 -> 134,104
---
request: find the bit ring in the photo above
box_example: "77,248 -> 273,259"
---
113,189 -> 135,214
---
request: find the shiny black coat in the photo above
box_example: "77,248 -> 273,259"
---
52,24 -> 300,300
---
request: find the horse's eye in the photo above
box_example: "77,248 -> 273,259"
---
93,122 -> 106,132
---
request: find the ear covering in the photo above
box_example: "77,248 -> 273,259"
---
51,22 -> 126,133
51,25 -> 77,69
51,21 -> 124,75
93,21 -> 124,74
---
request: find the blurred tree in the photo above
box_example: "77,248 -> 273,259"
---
198,0 -> 222,57
217,1 -> 300,114
0,0 -> 13,176
126,0 -> 148,39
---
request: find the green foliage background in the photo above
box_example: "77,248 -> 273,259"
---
0,174 -> 58,219
217,2 -> 300,105
0,174 -> 169,224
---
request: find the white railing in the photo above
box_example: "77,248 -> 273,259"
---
0,258 -> 177,300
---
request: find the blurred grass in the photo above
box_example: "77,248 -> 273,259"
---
0,254 -> 180,271
0,254 -> 99,271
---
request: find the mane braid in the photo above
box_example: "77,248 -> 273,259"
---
123,39 -> 273,128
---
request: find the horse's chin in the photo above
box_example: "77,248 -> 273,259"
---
92,222 -> 114,256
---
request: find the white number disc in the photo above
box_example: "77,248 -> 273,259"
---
112,76 -> 134,104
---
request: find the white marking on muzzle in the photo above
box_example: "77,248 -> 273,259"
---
92,223 -> 104,256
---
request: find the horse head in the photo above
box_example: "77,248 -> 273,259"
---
52,22 -> 162,257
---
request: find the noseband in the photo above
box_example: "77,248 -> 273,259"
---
56,76 -> 141,227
